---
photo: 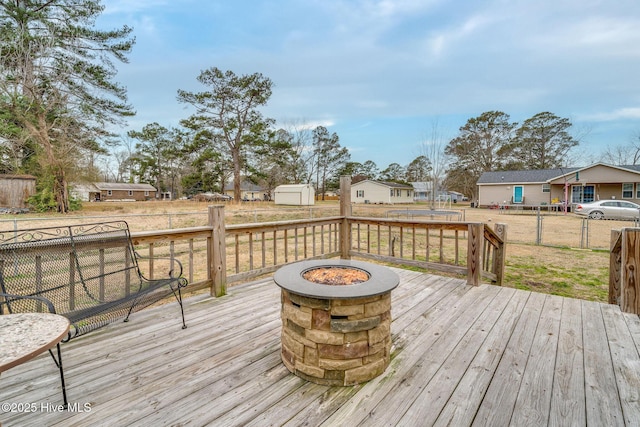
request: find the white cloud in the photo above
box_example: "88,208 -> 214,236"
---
578,108 -> 640,122
426,13 -> 494,57
534,16 -> 640,56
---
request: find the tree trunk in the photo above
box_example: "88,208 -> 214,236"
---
24,113 -> 70,213
54,168 -> 69,213
232,147 -> 241,202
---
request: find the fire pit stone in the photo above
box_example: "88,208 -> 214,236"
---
274,259 -> 399,386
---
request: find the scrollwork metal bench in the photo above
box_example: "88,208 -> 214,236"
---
0,221 -> 188,406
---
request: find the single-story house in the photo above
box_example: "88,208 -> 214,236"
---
477,163 -> 640,208
92,182 -> 157,202
70,183 -> 100,202
223,180 -> 268,201
0,174 -> 36,208
411,182 -> 465,203
351,180 -> 414,204
411,182 -> 431,201
274,184 -> 315,206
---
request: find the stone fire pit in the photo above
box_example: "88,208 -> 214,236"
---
273,259 -> 399,386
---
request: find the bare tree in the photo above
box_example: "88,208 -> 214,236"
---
603,132 -> 640,165
420,120 -> 450,208
277,119 -> 317,183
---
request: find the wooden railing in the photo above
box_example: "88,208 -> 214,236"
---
348,217 -> 506,286
609,228 -> 640,314
129,205 -> 507,298
225,216 -> 343,283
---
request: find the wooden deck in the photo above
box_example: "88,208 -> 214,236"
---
2,268 -> 640,426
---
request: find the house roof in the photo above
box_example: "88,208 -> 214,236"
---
223,180 -> 264,192
478,163 -> 640,185
353,180 -> 413,189
410,182 -> 431,191
71,183 -> 100,192
477,168 -> 579,184
93,182 -> 157,191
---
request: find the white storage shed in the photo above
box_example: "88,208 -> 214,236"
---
274,184 -> 315,206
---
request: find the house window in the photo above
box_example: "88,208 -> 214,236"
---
623,183 -> 634,199
390,189 -> 394,197
144,191 -> 149,196
396,189 -> 401,197
107,190 -> 112,196
356,190 -> 364,198
542,184 -> 550,193
128,190 -> 133,196
572,185 -> 595,203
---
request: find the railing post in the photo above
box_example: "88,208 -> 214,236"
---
340,176 -> 352,259
619,228 -> 640,314
493,223 -> 507,286
610,229 -> 622,305
467,223 -> 482,286
209,205 -> 227,297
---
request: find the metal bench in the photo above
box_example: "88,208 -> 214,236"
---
0,221 -> 188,406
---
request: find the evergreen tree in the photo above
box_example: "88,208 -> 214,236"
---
177,68 -> 274,202
510,112 -> 578,169
0,0 -> 134,212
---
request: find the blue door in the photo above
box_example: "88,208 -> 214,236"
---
513,186 -> 524,203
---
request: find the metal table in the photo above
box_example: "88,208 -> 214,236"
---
0,313 -> 70,406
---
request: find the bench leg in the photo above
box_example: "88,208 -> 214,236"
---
48,343 -> 68,408
177,286 -> 186,329
124,300 -> 136,322
123,286 -> 187,329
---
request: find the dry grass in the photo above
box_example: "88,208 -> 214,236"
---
0,200 -> 617,302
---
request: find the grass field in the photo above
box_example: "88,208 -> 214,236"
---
0,199 -> 617,302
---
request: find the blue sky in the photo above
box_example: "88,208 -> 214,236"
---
98,0 -> 640,169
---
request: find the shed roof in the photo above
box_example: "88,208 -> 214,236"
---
0,174 -> 36,180
275,184 -> 313,193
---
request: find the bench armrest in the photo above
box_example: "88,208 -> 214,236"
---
0,292 -> 57,314
133,253 -> 187,286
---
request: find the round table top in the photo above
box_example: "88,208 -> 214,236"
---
0,313 -> 70,373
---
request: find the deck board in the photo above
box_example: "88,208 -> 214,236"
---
2,268 -> 639,426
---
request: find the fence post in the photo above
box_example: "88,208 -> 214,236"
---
493,223 -> 508,286
620,228 -> 640,314
609,229 -> 622,305
466,223 -> 482,286
340,176 -> 352,259
580,219 -> 589,249
535,209 -> 543,245
209,205 -> 227,297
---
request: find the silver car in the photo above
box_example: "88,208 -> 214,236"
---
574,200 -> 640,220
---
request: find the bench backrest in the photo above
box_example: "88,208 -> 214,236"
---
0,221 -> 142,316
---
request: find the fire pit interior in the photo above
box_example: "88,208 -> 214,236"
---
274,260 -> 399,386
302,266 -> 370,286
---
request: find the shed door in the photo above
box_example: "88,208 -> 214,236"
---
513,186 -> 524,204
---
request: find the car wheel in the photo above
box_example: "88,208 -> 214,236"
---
588,211 -> 604,220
